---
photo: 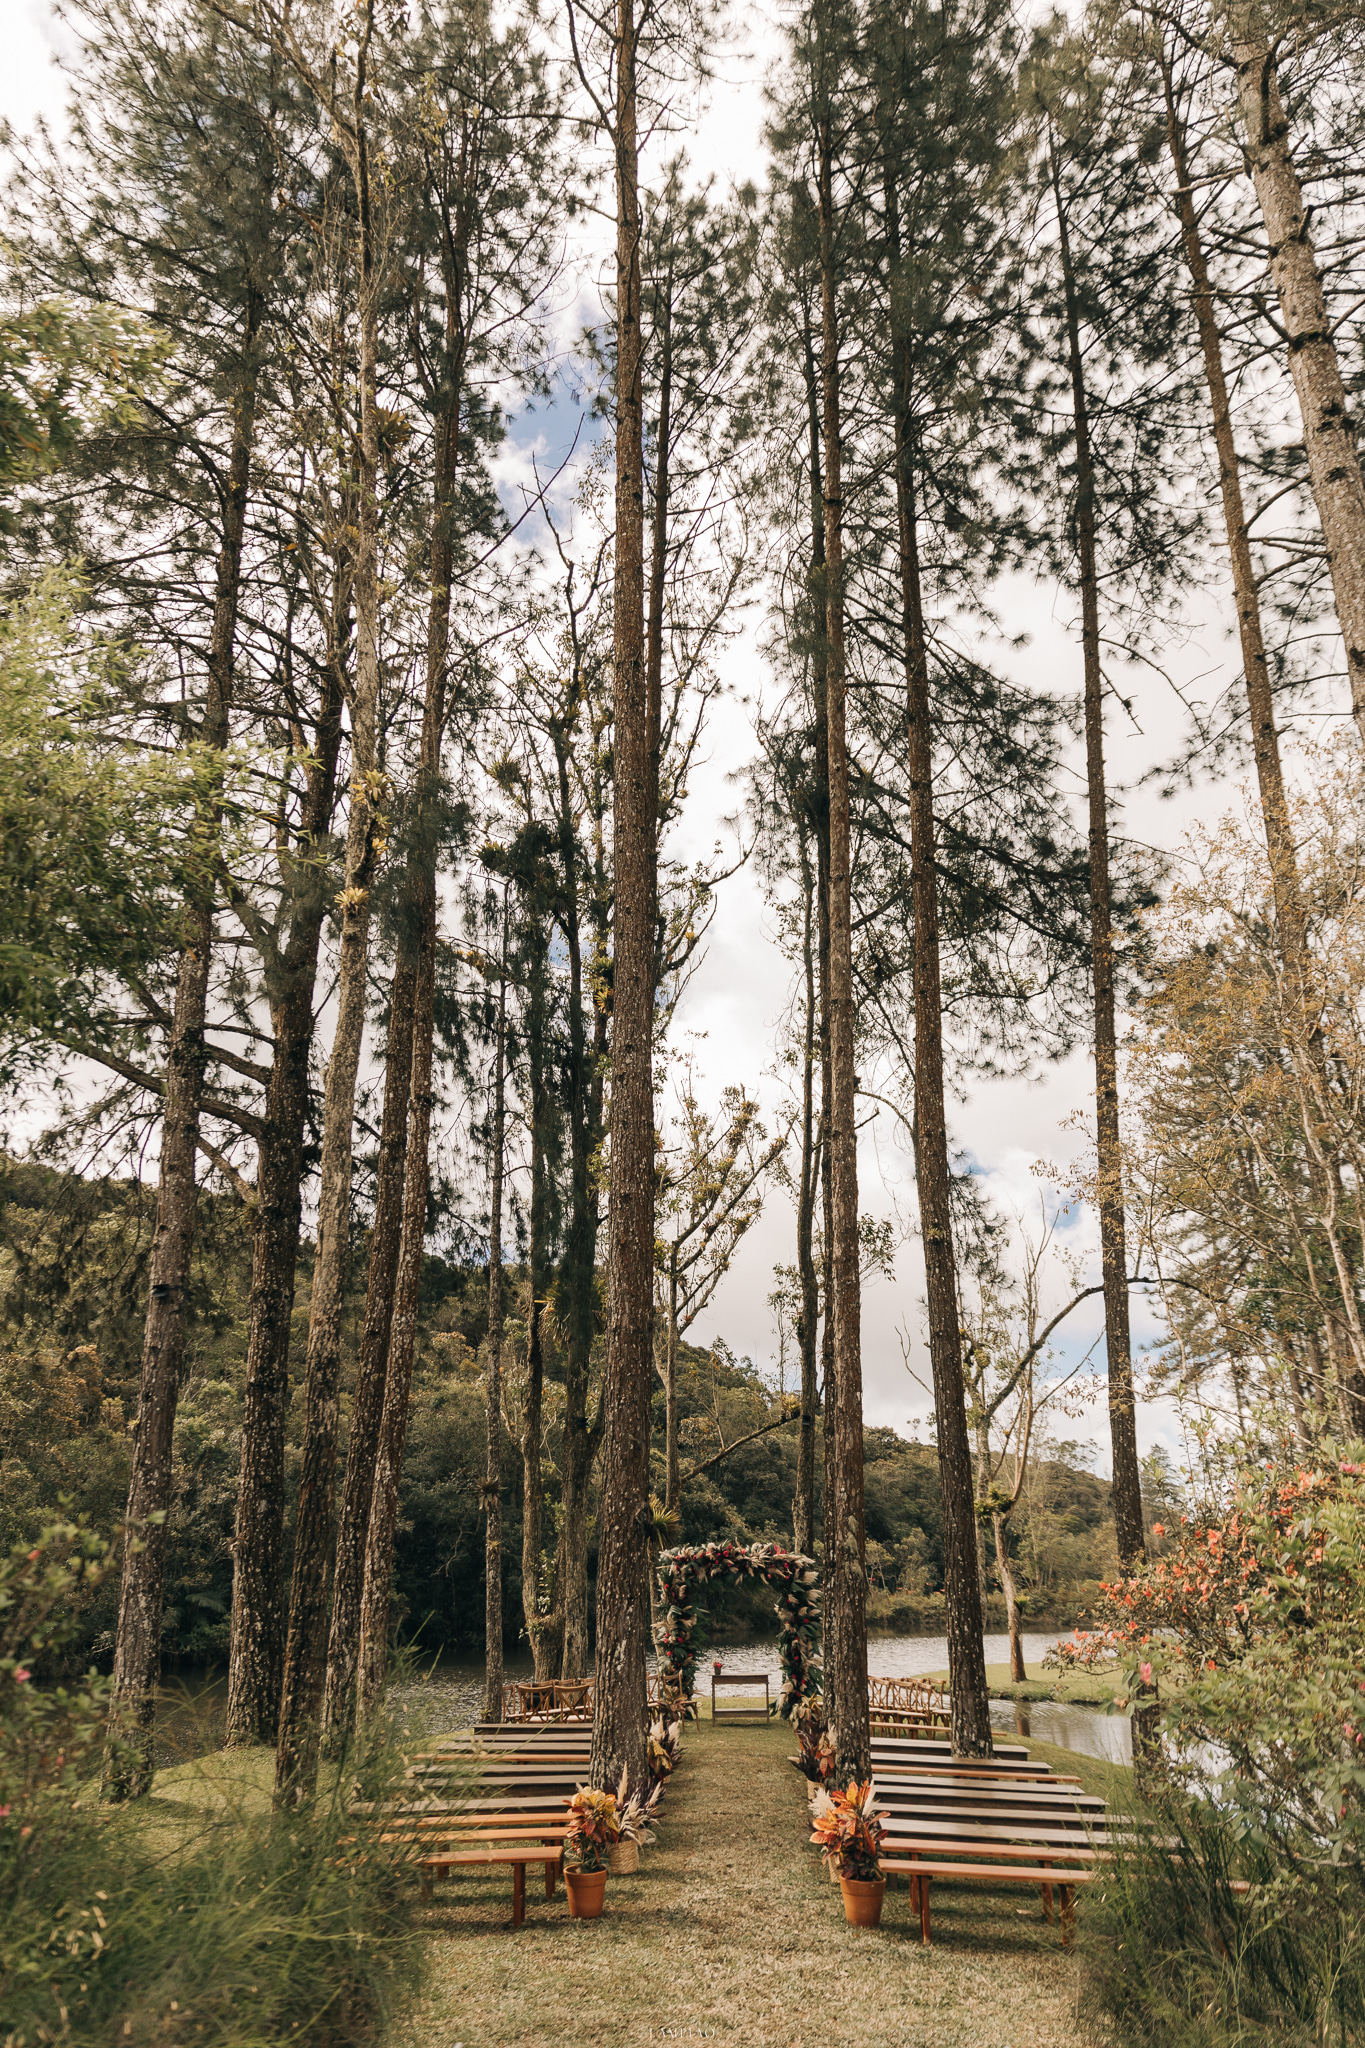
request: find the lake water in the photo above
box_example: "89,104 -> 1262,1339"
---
387,1629 -> 1133,1766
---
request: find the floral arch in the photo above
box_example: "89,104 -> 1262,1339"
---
654,1540 -> 822,1717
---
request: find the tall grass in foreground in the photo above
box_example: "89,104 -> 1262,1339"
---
0,1756 -> 420,2048
1079,1792 -> 1365,2048
1,1523 -> 423,2047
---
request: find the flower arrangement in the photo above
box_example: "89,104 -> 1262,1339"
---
564,1785 -> 620,1873
792,1695 -> 835,1784
647,1715 -> 683,1786
809,1779 -> 888,1881
614,1773 -> 663,1847
653,1541 -> 822,1718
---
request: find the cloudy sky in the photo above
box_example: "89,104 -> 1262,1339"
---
5,0 -> 1331,1478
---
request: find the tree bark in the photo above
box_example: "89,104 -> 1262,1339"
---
482,895 -> 509,1724
591,0 -> 653,1797
520,931 -> 562,1680
552,711 -> 604,1680
1050,139 -> 1145,1572
664,1252 -> 681,1512
350,290 -> 460,1726
318,973 -> 415,1753
354,887 -> 438,1724
520,1272 -> 550,1678
880,144 -> 992,1758
1229,13 -> 1365,744
261,13 -> 385,1762
816,86 -> 870,1789
794,848 -> 820,1556
1158,43 -> 1306,959
227,660 -> 345,1753
105,303 -> 258,1799
992,1513 -> 1024,1684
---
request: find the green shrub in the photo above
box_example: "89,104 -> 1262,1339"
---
1080,1791 -> 1365,2048
0,1525 -> 422,2046
0,1767 -> 418,2048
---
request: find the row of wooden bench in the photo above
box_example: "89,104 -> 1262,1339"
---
358,1724 -> 612,1927
800,1734 -> 1108,1943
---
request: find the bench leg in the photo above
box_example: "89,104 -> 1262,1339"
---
1041,1860 -> 1054,1923
512,1862 -> 526,1928
919,1875 -> 932,1946
1060,1886 -> 1074,1946
421,1871 -> 432,1904
545,1857 -> 556,1900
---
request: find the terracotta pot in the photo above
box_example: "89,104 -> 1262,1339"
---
608,1839 -> 639,1874
840,1876 -> 886,1927
565,1867 -> 608,1918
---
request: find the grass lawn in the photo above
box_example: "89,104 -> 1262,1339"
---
392,1713 -> 1116,2048
916,1662 -> 1129,1707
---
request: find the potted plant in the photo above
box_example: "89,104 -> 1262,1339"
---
563,1785 -> 620,1918
810,1779 -> 889,1927
608,1774 -> 662,1873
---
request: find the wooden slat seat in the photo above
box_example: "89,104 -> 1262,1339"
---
871,1738 -> 1029,1760
875,1761 -> 1080,1777
418,1843 -> 565,1925
888,1826 -> 1121,1859
880,1850 -> 1097,1945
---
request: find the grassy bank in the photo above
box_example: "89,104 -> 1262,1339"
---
1,1746 -> 418,2048
915,1661 -> 1129,1707
393,1713 -> 1111,2048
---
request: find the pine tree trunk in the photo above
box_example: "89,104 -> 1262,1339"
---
228,671 -> 345,1755
881,157 -> 992,1757
816,94 -> 870,1789
1159,47 -> 1306,958
318,974 -> 415,1753
993,1512 -> 1025,1683
818,819 -> 836,1711
795,327 -> 825,1565
1051,144 -> 1145,1572
591,0 -> 652,1796
664,1257 -> 681,1512
559,1407 -> 595,1681
482,901 -> 509,1725
554,727 -> 604,1678
522,948 -> 561,1679
813,368 -> 837,1714
349,336 -> 459,1727
105,313 -> 257,1798
256,36 -> 385,1757
521,1280 -> 550,1679
354,892 -> 438,1724
1229,14 -> 1365,743
794,854 -> 819,1557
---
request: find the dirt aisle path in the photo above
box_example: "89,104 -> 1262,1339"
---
396,1719 -> 1091,2048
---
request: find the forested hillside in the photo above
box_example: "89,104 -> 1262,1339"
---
1,1157 -> 1121,1666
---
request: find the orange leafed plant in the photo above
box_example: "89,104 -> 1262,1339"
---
809,1779 -> 888,1881
564,1785 -> 620,1872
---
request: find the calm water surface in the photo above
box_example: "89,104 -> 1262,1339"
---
388,1630 -> 1133,1766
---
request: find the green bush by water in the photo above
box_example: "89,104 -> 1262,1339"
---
1080,1792 -> 1365,2048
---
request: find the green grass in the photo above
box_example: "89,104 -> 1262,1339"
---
916,1661 -> 1128,1706
2,1742 -> 418,2047
392,1715 -> 1105,2048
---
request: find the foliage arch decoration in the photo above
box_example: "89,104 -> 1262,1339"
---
654,1540 -> 822,1717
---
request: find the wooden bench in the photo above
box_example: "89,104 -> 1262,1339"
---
418,1842 -> 565,1924
880,1849 -> 1098,1945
